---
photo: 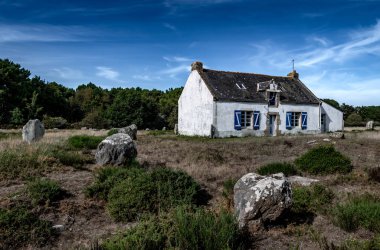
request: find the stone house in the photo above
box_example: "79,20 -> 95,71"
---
178,62 -> 343,137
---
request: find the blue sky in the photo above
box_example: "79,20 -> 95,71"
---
1,0 -> 380,105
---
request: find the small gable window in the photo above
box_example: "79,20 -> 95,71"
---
268,92 -> 277,106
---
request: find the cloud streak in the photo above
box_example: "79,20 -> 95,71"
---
96,67 -> 120,81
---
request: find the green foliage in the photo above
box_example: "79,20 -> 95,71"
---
0,206 -> 54,249
0,148 -> 48,181
26,91 -> 43,120
107,168 -> 202,222
333,194 -> 380,233
80,109 -> 110,129
85,167 -> 145,200
26,178 -> 65,205
101,207 -> 248,250
10,107 -> 24,125
67,135 -> 104,150
339,235 -> 380,250
292,184 -> 334,214
257,162 -> 298,176
43,115 -> 68,129
107,128 -> 119,136
49,149 -> 93,168
345,113 -> 363,126
295,145 -> 352,175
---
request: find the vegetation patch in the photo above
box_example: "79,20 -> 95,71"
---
107,128 -> 119,136
107,168 -> 202,222
295,145 -> 352,174
333,194 -> 380,233
0,131 -> 21,140
85,167 -> 145,200
257,162 -> 298,176
49,149 -> 93,168
292,184 -> 335,214
67,135 -> 105,150
26,178 -> 66,206
101,206 -> 248,250
0,148 -> 48,181
148,130 -> 174,136
0,206 -> 55,249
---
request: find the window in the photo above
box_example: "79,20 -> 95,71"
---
241,111 -> 253,128
291,112 -> 300,127
268,92 -> 277,106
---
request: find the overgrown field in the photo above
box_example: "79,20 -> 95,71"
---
0,129 -> 379,249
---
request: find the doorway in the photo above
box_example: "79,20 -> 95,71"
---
321,114 -> 326,132
269,115 -> 277,136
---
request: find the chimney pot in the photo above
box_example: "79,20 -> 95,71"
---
191,61 -> 203,71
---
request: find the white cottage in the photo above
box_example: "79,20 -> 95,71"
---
178,62 -> 343,137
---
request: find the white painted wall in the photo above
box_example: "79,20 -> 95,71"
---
214,102 -> 320,137
321,101 -> 344,132
178,71 -> 214,136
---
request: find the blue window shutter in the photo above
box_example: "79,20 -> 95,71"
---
302,112 -> 307,130
253,111 -> 260,130
286,112 -> 292,130
234,110 -> 241,130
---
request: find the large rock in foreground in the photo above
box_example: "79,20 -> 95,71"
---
234,173 -> 292,229
95,133 -> 137,166
118,124 -> 137,140
22,119 -> 45,143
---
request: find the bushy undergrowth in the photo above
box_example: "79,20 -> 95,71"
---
101,207 -> 248,250
295,145 -> 352,174
292,184 -> 335,214
257,162 -> 298,176
0,148 -> 48,181
67,135 -> 104,150
338,235 -> 380,250
49,149 -> 93,168
0,206 -> 54,249
107,168 -> 202,221
333,194 -> 380,232
85,167 -> 145,200
26,178 -> 65,206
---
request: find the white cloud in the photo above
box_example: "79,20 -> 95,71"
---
163,56 -> 193,62
96,66 -> 120,81
53,67 -> 84,80
163,23 -> 177,31
160,64 -> 190,78
0,24 -> 89,43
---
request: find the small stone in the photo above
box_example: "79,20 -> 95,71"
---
366,121 -> 374,130
81,127 -> 87,130
174,124 -> 178,135
307,140 -> 317,144
323,138 -> 331,142
162,127 -> 166,131
52,225 -> 65,231
287,176 -> 319,186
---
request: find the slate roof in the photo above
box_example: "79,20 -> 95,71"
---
197,68 -> 320,105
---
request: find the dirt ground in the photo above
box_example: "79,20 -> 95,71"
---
0,129 -> 379,249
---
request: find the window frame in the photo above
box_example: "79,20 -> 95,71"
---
290,112 -> 301,128
241,110 -> 253,129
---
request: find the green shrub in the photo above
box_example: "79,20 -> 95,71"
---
107,128 -> 119,136
0,206 -> 54,249
101,207 -> 248,250
43,115 -> 68,129
295,145 -> 352,174
107,168 -> 202,222
0,148 -> 47,181
67,135 -> 104,150
27,178 -> 65,205
339,235 -> 380,250
257,162 -> 298,176
292,184 -> 334,214
333,194 -> 380,232
85,167 -> 145,200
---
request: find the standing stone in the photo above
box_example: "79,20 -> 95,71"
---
118,124 -> 137,140
234,173 -> 292,229
22,119 -> 45,143
174,124 -> 178,135
162,127 -> 166,131
366,121 -> 374,130
95,133 -> 137,166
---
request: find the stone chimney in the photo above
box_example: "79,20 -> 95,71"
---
191,61 -> 203,71
287,70 -> 299,79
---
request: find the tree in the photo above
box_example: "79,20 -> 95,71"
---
10,107 -> 24,125
346,113 -> 363,126
26,91 -> 43,120
321,98 -> 340,110
340,103 -> 356,120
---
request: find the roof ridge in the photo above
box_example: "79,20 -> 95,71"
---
203,68 -> 289,78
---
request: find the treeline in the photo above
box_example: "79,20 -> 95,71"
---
322,99 -> 380,126
0,59 -> 182,129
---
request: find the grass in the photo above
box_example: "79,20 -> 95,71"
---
101,206 -> 248,250
0,131 -> 21,140
148,130 -> 174,136
0,147 -> 48,181
291,184 -> 335,214
295,145 -> 352,175
48,149 -> 93,168
257,162 -> 298,176
67,135 -> 105,150
0,206 -> 55,249
107,167 -> 202,222
26,178 -> 65,206
107,128 -> 119,136
333,194 -> 380,232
